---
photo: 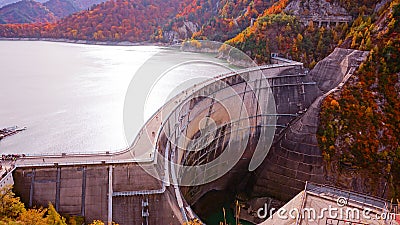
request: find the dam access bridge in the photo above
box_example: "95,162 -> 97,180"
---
1,48 -> 388,225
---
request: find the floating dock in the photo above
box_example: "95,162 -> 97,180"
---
0,126 -> 27,140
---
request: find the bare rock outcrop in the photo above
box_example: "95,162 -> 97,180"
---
284,0 -> 350,17
163,21 -> 199,43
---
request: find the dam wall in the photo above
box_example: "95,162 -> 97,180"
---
156,62 -> 316,206
9,48 -> 370,224
13,163 -> 180,224
14,165 -> 108,222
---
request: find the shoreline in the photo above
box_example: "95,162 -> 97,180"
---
0,37 -> 259,68
0,37 -> 179,47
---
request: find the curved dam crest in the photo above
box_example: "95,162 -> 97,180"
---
3,47 -> 370,224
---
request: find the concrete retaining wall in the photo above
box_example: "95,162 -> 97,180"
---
13,164 -> 180,224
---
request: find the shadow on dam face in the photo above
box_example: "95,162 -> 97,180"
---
154,48 -> 369,223
154,65 -> 301,223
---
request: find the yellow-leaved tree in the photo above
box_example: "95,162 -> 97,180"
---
0,185 -> 67,225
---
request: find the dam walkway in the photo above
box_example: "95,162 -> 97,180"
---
8,60 -> 305,168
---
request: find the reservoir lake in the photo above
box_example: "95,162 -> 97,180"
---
0,40 -> 233,155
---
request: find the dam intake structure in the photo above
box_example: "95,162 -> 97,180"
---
1,46 -> 384,225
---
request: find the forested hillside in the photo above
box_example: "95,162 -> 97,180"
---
164,0 -> 276,41
0,0 -> 183,41
318,0 -> 400,197
0,0 -> 45,8
0,0 -> 278,42
226,13 -> 347,67
0,0 -> 106,24
226,0 -> 354,66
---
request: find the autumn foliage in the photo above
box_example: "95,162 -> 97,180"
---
227,13 -> 347,66
189,0 -> 276,41
318,0 -> 400,198
0,185 -> 68,225
0,0 -> 183,42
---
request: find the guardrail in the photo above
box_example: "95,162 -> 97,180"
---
113,184 -> 166,197
14,61 -> 301,162
306,182 -> 390,212
15,158 -> 154,168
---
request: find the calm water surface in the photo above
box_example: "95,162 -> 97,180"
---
0,41 -> 232,155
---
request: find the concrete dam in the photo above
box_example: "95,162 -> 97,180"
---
3,48 -> 373,224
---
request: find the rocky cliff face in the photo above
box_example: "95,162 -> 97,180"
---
284,0 -> 350,17
163,21 -> 199,43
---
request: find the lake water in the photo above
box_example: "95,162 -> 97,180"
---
0,41 -> 234,155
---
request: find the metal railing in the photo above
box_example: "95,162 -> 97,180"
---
13,61 -> 303,167
15,158 -> 153,168
112,184 -> 166,197
306,182 -> 390,212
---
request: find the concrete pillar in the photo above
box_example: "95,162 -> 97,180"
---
55,167 -> 61,211
108,165 -> 113,225
29,168 -> 35,207
81,166 -> 86,217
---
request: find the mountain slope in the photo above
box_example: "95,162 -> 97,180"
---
0,0 -> 184,41
163,0 -> 277,42
0,0 -> 298,42
68,0 -> 105,10
0,0 -> 46,8
0,0 -> 56,24
284,0 -> 350,17
226,0 -> 348,67
43,0 -> 79,18
0,0 -> 106,23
